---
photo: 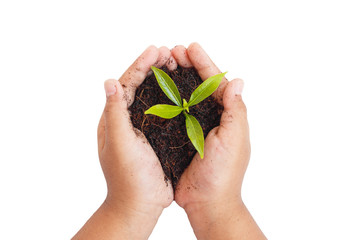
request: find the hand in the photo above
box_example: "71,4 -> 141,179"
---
172,43 -> 266,240
98,45 -> 174,216
73,46 -> 174,240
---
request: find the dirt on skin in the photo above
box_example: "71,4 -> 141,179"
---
129,66 -> 223,189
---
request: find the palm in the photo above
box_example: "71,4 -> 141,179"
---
175,116 -> 250,208
126,129 -> 174,207
98,115 -> 173,209
175,127 -> 227,207
174,82 -> 249,208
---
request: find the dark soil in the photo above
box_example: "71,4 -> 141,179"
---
129,66 -> 223,189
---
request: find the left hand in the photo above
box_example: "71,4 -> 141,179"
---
73,46 -> 174,240
98,45 -> 174,220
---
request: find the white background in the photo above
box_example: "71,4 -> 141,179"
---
0,0 -> 359,239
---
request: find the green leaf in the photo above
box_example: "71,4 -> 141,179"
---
188,72 -> 227,107
184,113 -> 204,158
151,66 -> 182,107
183,99 -> 190,112
145,104 -> 183,119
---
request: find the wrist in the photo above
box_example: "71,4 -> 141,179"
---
105,192 -> 164,219
184,195 -> 244,216
102,197 -> 163,238
72,198 -> 163,240
184,197 -> 245,239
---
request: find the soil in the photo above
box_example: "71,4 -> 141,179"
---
129,66 -> 223,189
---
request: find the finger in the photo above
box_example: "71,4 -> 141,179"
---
166,55 -> 178,71
171,45 -> 193,68
217,79 -> 249,145
103,79 -> 133,146
187,42 -> 221,78
119,45 -> 159,106
153,46 -> 171,68
187,42 -> 228,105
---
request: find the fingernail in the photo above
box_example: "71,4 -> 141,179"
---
234,79 -> 244,96
104,80 -> 117,96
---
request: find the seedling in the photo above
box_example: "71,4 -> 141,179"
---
145,66 -> 226,158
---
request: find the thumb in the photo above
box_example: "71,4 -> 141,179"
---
217,79 -> 249,140
103,79 -> 132,145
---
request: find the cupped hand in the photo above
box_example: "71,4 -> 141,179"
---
171,43 -> 265,239
97,46 -> 174,229
73,46 -> 175,240
172,43 -> 249,210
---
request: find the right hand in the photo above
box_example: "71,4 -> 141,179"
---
172,43 -> 266,239
174,42 -> 249,213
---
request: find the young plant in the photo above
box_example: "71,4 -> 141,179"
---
145,66 -> 226,159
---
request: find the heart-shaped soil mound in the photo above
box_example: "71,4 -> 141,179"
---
129,66 -> 223,189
